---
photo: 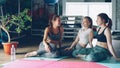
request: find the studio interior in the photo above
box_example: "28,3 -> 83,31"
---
0,0 -> 120,68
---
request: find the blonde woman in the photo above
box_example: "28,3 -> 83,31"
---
64,16 -> 94,57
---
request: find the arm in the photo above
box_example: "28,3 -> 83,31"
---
43,27 -> 51,52
105,28 -> 117,58
64,31 -> 79,50
89,29 -> 94,48
69,35 -> 79,49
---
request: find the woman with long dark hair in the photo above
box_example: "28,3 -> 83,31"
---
25,15 -> 64,57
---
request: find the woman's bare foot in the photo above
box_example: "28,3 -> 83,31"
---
77,54 -> 86,58
24,51 -> 37,57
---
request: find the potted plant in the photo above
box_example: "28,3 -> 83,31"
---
0,8 -> 32,55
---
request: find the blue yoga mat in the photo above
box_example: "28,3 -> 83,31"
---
98,57 -> 120,68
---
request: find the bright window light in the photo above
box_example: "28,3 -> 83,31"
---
65,2 -> 112,26
66,3 -> 88,16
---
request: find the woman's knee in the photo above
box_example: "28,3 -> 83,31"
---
85,53 -> 107,62
72,50 -> 79,57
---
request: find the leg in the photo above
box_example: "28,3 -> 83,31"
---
24,51 -> 37,57
84,52 -> 107,62
42,43 -> 59,58
72,47 -> 92,58
72,44 -> 83,57
37,42 -> 47,56
84,46 -> 108,62
24,42 -> 46,57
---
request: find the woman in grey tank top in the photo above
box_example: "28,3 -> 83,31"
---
25,15 -> 64,57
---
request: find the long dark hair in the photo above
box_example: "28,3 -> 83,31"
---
98,13 -> 112,29
84,16 -> 93,28
48,14 -> 61,33
49,14 -> 60,28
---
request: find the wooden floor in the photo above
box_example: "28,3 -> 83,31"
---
0,36 -> 40,64
0,36 -> 76,64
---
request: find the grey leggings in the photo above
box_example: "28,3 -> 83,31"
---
37,42 -> 60,58
72,45 -> 112,62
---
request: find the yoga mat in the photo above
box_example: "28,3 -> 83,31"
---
99,57 -> 120,63
2,60 -> 107,68
98,57 -> 120,68
2,57 -> 119,68
24,56 -> 68,61
43,61 -> 108,68
2,59 -> 56,68
99,63 -> 120,68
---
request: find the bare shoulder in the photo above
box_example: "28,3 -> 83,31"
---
104,27 -> 111,35
105,27 -> 111,32
45,27 -> 50,32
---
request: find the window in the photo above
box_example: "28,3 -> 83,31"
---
65,2 -> 112,26
66,3 -> 88,16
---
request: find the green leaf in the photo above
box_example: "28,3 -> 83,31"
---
1,8 -> 32,34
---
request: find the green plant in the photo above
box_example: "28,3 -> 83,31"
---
0,8 -> 32,42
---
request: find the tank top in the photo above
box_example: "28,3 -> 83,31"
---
78,28 -> 92,45
96,27 -> 107,42
48,27 -> 61,41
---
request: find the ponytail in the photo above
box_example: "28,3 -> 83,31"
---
98,13 -> 112,29
107,18 -> 112,29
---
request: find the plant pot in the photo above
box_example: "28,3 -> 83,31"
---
2,41 -> 19,55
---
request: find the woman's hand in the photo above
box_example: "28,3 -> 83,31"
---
64,47 -> 72,50
47,39 -> 59,44
47,39 -> 52,43
45,45 -> 51,52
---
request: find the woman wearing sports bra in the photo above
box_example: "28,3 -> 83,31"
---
64,16 -> 94,57
25,15 -> 64,57
75,13 -> 120,62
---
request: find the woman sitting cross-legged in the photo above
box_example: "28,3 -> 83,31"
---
64,16 -> 94,57
25,15 -> 64,58
74,13 -> 120,62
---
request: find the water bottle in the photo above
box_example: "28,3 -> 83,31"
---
11,45 -> 16,61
